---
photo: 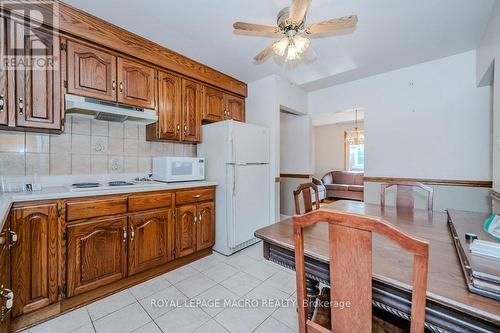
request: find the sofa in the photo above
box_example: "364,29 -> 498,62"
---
321,171 -> 364,201
311,177 -> 327,202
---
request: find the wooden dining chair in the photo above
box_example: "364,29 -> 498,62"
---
380,181 -> 434,212
293,183 -> 320,215
294,209 -> 429,333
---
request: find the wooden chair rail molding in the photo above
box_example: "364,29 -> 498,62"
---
0,1 -> 247,97
280,173 -> 312,179
364,177 -> 492,188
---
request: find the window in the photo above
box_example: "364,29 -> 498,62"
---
345,143 -> 365,171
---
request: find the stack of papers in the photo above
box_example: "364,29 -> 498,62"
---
470,239 -> 500,297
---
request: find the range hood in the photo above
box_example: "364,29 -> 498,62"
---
65,94 -> 158,125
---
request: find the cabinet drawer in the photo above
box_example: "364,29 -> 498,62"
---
66,197 -> 128,221
175,188 -> 214,205
129,192 -> 172,212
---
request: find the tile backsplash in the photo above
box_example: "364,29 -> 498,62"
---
0,116 -> 196,177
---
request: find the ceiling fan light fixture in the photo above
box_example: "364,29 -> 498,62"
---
273,35 -> 310,61
273,37 -> 290,57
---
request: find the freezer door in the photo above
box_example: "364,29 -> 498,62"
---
227,121 -> 269,164
227,164 -> 270,248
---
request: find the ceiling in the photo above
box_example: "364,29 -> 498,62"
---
64,0 -> 495,91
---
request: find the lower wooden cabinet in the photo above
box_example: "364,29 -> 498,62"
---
196,202 -> 215,251
128,209 -> 174,275
11,203 -> 58,317
66,217 -> 127,297
0,223 -> 11,333
176,200 -> 215,258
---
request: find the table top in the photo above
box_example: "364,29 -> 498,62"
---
255,200 -> 500,325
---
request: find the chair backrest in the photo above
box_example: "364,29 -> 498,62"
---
294,209 -> 429,333
380,181 -> 434,212
293,183 -> 320,215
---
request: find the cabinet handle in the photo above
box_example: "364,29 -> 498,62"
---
119,82 -> 123,93
130,226 -> 135,241
0,287 -> 13,319
122,227 -> 127,242
0,95 -> 4,112
184,124 -> 187,134
193,214 -> 197,224
176,124 -> 180,135
112,81 -> 116,91
8,231 -> 17,249
18,98 -> 23,115
198,213 -> 202,224
192,194 -> 201,198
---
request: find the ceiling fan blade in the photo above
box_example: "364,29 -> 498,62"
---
289,0 -> 312,24
306,15 -> 358,35
233,22 -> 281,36
253,42 -> 277,63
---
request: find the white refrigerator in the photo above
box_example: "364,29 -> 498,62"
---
197,120 -> 270,255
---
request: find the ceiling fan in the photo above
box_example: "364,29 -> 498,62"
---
233,0 -> 358,65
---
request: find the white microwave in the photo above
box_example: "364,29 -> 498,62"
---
152,157 -> 205,182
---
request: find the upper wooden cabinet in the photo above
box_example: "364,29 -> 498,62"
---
66,216 -> 128,297
66,40 -> 157,110
9,20 -> 61,130
0,17 -> 7,127
11,203 -> 58,317
203,86 -> 224,123
117,58 -> 156,109
225,94 -> 245,122
181,79 -> 202,143
67,41 -> 117,102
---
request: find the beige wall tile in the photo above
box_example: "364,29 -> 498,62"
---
109,156 -> 124,173
184,144 -> 196,157
0,132 -> 25,153
72,154 -> 91,175
108,137 -> 124,155
164,143 -> 174,156
26,133 -> 49,153
50,134 -> 71,152
109,123 -> 124,138
138,142 -> 151,156
124,139 -> 139,156
71,117 -> 91,135
138,126 -> 146,141
91,120 -> 109,137
174,143 -> 184,156
26,153 -> 49,175
138,157 -> 151,174
91,136 -> 108,155
64,115 -> 72,133
50,154 -> 71,175
124,156 -> 138,173
151,142 -> 164,155
0,152 -> 25,176
124,123 -> 139,139
72,135 -> 91,154
91,155 -> 108,174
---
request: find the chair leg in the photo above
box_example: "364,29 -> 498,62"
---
305,278 -> 320,320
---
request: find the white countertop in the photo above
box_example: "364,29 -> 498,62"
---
0,180 -> 217,230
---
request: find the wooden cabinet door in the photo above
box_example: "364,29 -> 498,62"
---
117,58 -> 157,109
196,202 -> 215,251
203,86 -> 224,122
66,217 -> 127,297
0,16 -> 7,126
175,205 -> 197,258
11,203 -> 58,317
128,209 -> 174,275
67,40 -> 117,102
0,223 -> 11,333
181,79 -> 202,143
225,94 -> 245,122
10,20 -> 61,130
157,71 -> 181,140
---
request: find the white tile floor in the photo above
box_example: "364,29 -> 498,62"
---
23,242 -> 299,333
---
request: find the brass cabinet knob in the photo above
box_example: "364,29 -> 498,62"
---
8,231 -> 17,249
18,98 -> 24,115
122,227 -> 127,242
198,213 -> 202,224
112,81 -> 116,91
130,226 -> 135,241
119,82 -> 124,93
0,95 -> 4,112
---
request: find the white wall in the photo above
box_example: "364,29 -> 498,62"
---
276,76 -> 308,114
309,51 -> 492,180
309,51 -> 492,212
280,112 -> 313,174
314,122 -> 364,178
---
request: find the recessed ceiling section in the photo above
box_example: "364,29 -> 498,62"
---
64,0 -> 495,91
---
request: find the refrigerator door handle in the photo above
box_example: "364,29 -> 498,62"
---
233,167 -> 237,196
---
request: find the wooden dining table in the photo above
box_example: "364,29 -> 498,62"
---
254,200 -> 500,333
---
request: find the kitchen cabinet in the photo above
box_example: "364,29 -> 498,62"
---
196,202 -> 215,251
67,40 -> 117,102
224,94 -> 245,122
66,216 -> 128,297
175,204 -> 197,258
146,71 -> 181,141
0,16 -> 7,126
128,209 -> 174,275
9,20 -> 61,130
117,58 -> 157,109
181,79 -> 202,143
202,86 -> 224,122
11,203 -> 58,317
0,222 -> 11,333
